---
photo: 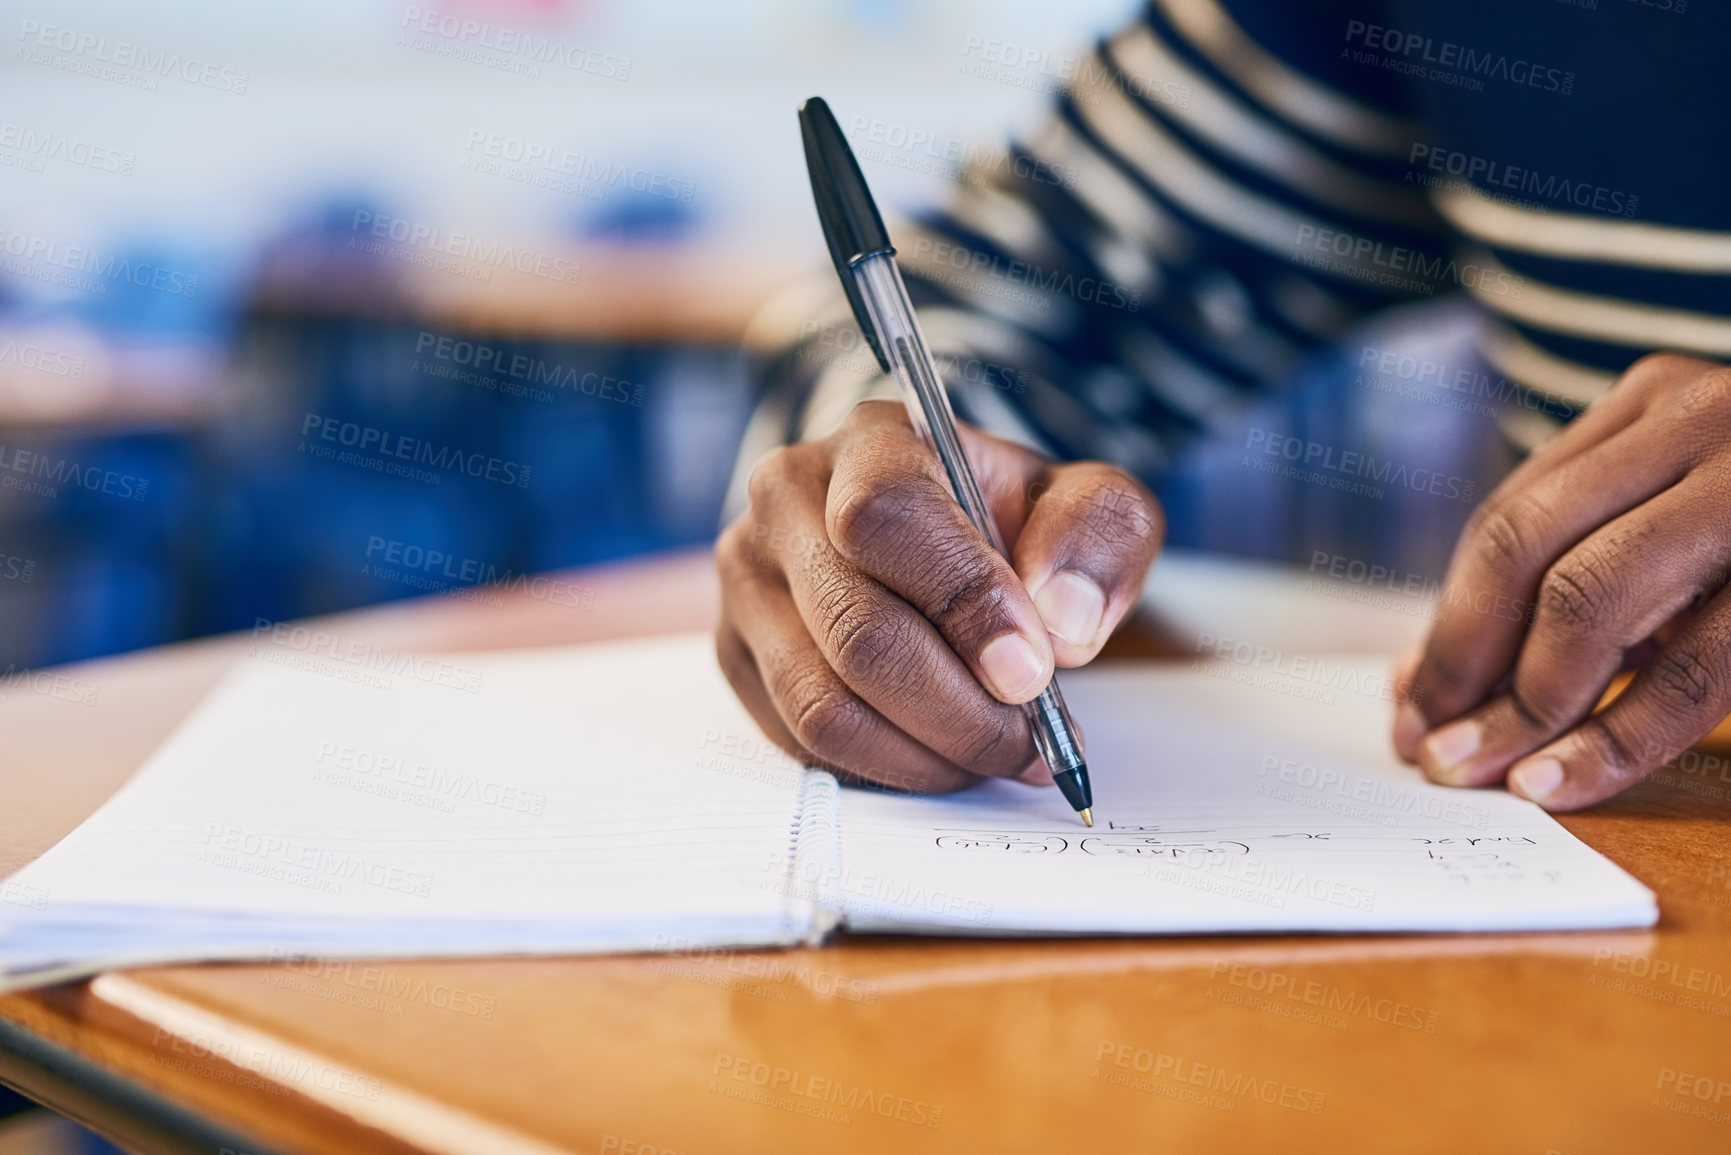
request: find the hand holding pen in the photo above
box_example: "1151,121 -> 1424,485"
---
711,98 -> 1163,818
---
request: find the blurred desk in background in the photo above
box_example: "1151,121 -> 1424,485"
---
0,247 -> 796,429
3,548 -> 1731,1154
250,245 -> 802,347
0,247 -> 783,677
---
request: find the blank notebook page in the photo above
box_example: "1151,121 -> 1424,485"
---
837,660 -> 1658,934
4,635 -> 807,948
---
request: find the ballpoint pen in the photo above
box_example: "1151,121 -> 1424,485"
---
797,95 -> 1094,827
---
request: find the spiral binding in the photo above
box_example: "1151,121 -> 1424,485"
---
783,770 -> 843,945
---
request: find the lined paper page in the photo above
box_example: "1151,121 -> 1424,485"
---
837,659 -> 1658,935
1,634 -> 811,974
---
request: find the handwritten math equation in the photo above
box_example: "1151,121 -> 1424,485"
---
931,828 -> 1549,884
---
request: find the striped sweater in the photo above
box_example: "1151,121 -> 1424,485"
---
733,0 -> 1730,501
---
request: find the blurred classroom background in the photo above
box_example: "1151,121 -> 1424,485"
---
0,0 -> 1149,679
0,0 -> 1506,677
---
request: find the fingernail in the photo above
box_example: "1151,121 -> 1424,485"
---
1421,718 -> 1481,781
979,634 -> 1048,701
1510,757 -> 1564,803
1393,701 -> 1427,758
1033,572 -> 1106,647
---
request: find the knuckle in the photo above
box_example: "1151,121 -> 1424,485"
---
829,472 -> 928,561
1064,470 -> 1164,556
765,522 -> 827,573
1675,367 -> 1731,418
1649,646 -> 1715,714
718,515 -> 806,578
715,518 -> 750,571
924,553 -> 1011,641
1537,560 -> 1615,634
1414,648 -> 1473,698
1467,496 -> 1548,576
823,596 -> 920,686
745,445 -> 797,510
716,518 -> 776,582
784,674 -> 871,760
1623,351 -> 1700,391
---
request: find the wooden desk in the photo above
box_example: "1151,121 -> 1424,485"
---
3,549 -> 1730,1155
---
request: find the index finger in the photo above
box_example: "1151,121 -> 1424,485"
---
826,403 -> 1057,706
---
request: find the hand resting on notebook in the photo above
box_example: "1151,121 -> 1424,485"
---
1394,353 -> 1731,812
715,400 -> 1161,792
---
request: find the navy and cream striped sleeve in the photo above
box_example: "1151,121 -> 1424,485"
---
730,0 -> 1731,503
732,0 -> 1444,501
1379,0 -> 1731,451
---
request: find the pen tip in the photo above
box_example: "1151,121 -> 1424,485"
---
1080,808 -> 1093,828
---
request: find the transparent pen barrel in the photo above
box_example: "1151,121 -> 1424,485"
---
852,252 -> 1006,553
850,252 -> 1085,774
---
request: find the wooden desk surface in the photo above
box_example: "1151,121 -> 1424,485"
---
4,549 -> 1731,1155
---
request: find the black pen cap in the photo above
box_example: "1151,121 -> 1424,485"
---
799,96 -> 894,373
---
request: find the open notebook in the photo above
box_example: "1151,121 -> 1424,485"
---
0,634 -> 1656,990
